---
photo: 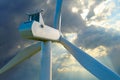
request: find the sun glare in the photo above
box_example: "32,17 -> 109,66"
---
72,7 -> 79,13
64,33 -> 77,42
80,9 -> 89,20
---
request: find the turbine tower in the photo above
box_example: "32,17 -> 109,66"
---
1,0 -> 120,80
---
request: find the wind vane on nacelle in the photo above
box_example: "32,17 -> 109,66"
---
26,9 -> 44,22
19,11 -> 61,41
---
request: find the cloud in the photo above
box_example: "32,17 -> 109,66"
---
51,41 -> 114,80
82,45 -> 108,58
78,0 -> 105,20
0,51 -> 41,80
74,25 -> 120,49
73,25 -> 120,73
87,0 -> 116,27
52,53 -> 98,80
73,0 -> 120,75
59,0 -> 86,33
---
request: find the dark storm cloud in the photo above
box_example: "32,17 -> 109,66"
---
61,0 -> 86,33
59,0 -> 105,33
74,25 -> 120,49
0,53 -> 41,80
0,0 -> 50,65
61,8 -> 86,33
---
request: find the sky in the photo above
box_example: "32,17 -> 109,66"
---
0,0 -> 120,80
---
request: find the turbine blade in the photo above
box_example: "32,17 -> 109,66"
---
0,42 -> 41,74
59,15 -> 62,31
59,37 -> 120,80
54,0 -> 63,30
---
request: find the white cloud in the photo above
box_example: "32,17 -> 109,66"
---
53,53 -> 97,79
87,0 -> 116,29
82,45 -> 108,58
64,33 -> 77,42
80,9 -> 89,20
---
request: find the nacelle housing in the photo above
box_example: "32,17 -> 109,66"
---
19,21 -> 60,41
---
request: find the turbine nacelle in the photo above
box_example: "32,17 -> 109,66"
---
19,21 -> 61,41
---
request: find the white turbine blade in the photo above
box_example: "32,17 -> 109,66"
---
0,42 -> 41,74
40,41 -> 52,80
59,15 -> 62,31
54,0 -> 63,30
59,37 -> 120,80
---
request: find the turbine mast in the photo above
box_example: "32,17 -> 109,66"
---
40,42 -> 52,80
27,11 -> 52,80
38,12 -> 52,80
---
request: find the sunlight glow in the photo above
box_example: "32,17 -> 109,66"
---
81,46 -> 108,58
64,33 -> 77,42
72,7 -> 79,13
80,9 -> 89,20
94,2 -> 106,15
47,0 -> 50,4
17,45 -> 21,49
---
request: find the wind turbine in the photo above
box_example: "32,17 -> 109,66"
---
0,0 -> 120,80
